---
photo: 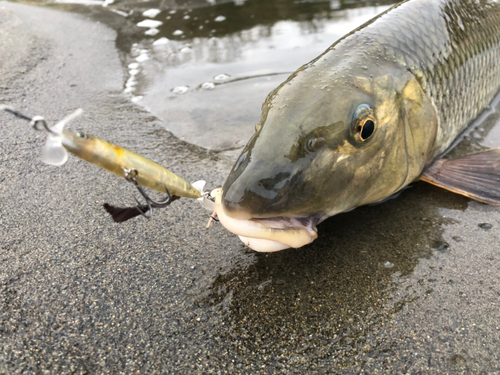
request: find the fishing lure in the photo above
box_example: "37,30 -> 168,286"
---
2,105 -> 202,222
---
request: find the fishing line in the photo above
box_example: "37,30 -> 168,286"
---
1,105 -> 51,132
0,105 -> 33,122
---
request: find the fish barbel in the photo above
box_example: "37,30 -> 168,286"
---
207,0 -> 500,251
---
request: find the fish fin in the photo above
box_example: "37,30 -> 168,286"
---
103,203 -> 150,223
41,133 -> 68,166
420,148 -> 500,205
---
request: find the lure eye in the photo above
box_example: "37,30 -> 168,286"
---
306,137 -> 326,152
352,104 -> 376,143
76,131 -> 87,139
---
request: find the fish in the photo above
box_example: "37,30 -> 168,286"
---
206,0 -> 500,252
2,106 -> 201,222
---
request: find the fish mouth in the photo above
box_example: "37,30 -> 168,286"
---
203,188 -> 322,252
235,215 -> 322,252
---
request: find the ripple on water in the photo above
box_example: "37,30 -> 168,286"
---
201,82 -> 215,90
142,9 -> 161,18
213,73 -> 231,81
137,19 -> 163,28
171,85 -> 189,94
128,4 -> 396,150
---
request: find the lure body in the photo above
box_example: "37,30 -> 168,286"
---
60,130 -> 201,199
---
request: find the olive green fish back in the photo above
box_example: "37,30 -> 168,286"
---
333,0 -> 500,157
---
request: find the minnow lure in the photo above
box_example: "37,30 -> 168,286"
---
2,106 -> 201,222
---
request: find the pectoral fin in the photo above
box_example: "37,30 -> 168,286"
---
420,148 -> 500,205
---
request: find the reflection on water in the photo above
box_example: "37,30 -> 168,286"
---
45,0 -> 399,149
119,0 -> 397,150
115,0 -> 399,39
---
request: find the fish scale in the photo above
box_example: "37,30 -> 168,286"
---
220,0 -> 500,251
334,0 -> 500,156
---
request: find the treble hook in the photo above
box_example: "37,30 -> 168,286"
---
103,168 -> 177,223
124,168 -> 173,219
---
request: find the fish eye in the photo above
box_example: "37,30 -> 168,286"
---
358,118 -> 375,141
352,104 -> 376,143
76,131 -> 87,139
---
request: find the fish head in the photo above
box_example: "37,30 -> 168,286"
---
222,44 -> 438,250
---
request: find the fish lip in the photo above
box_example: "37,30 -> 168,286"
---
248,214 -> 323,234
208,187 -> 323,251
233,214 -> 324,251
228,213 -> 325,244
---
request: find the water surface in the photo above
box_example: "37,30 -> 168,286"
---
130,2 -> 394,150
48,0 -> 398,149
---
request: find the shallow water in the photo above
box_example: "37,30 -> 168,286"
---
130,2 -> 395,150
44,0 -> 399,150
4,0 -> 500,372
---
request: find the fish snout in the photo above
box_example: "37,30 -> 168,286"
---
222,168 -> 299,219
221,180 -> 255,220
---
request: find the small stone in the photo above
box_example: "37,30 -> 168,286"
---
479,223 -> 493,230
213,73 -> 231,81
433,240 -> 449,251
171,86 -> 189,94
153,37 -> 170,46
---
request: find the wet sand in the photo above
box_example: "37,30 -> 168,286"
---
1,2 -> 500,373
